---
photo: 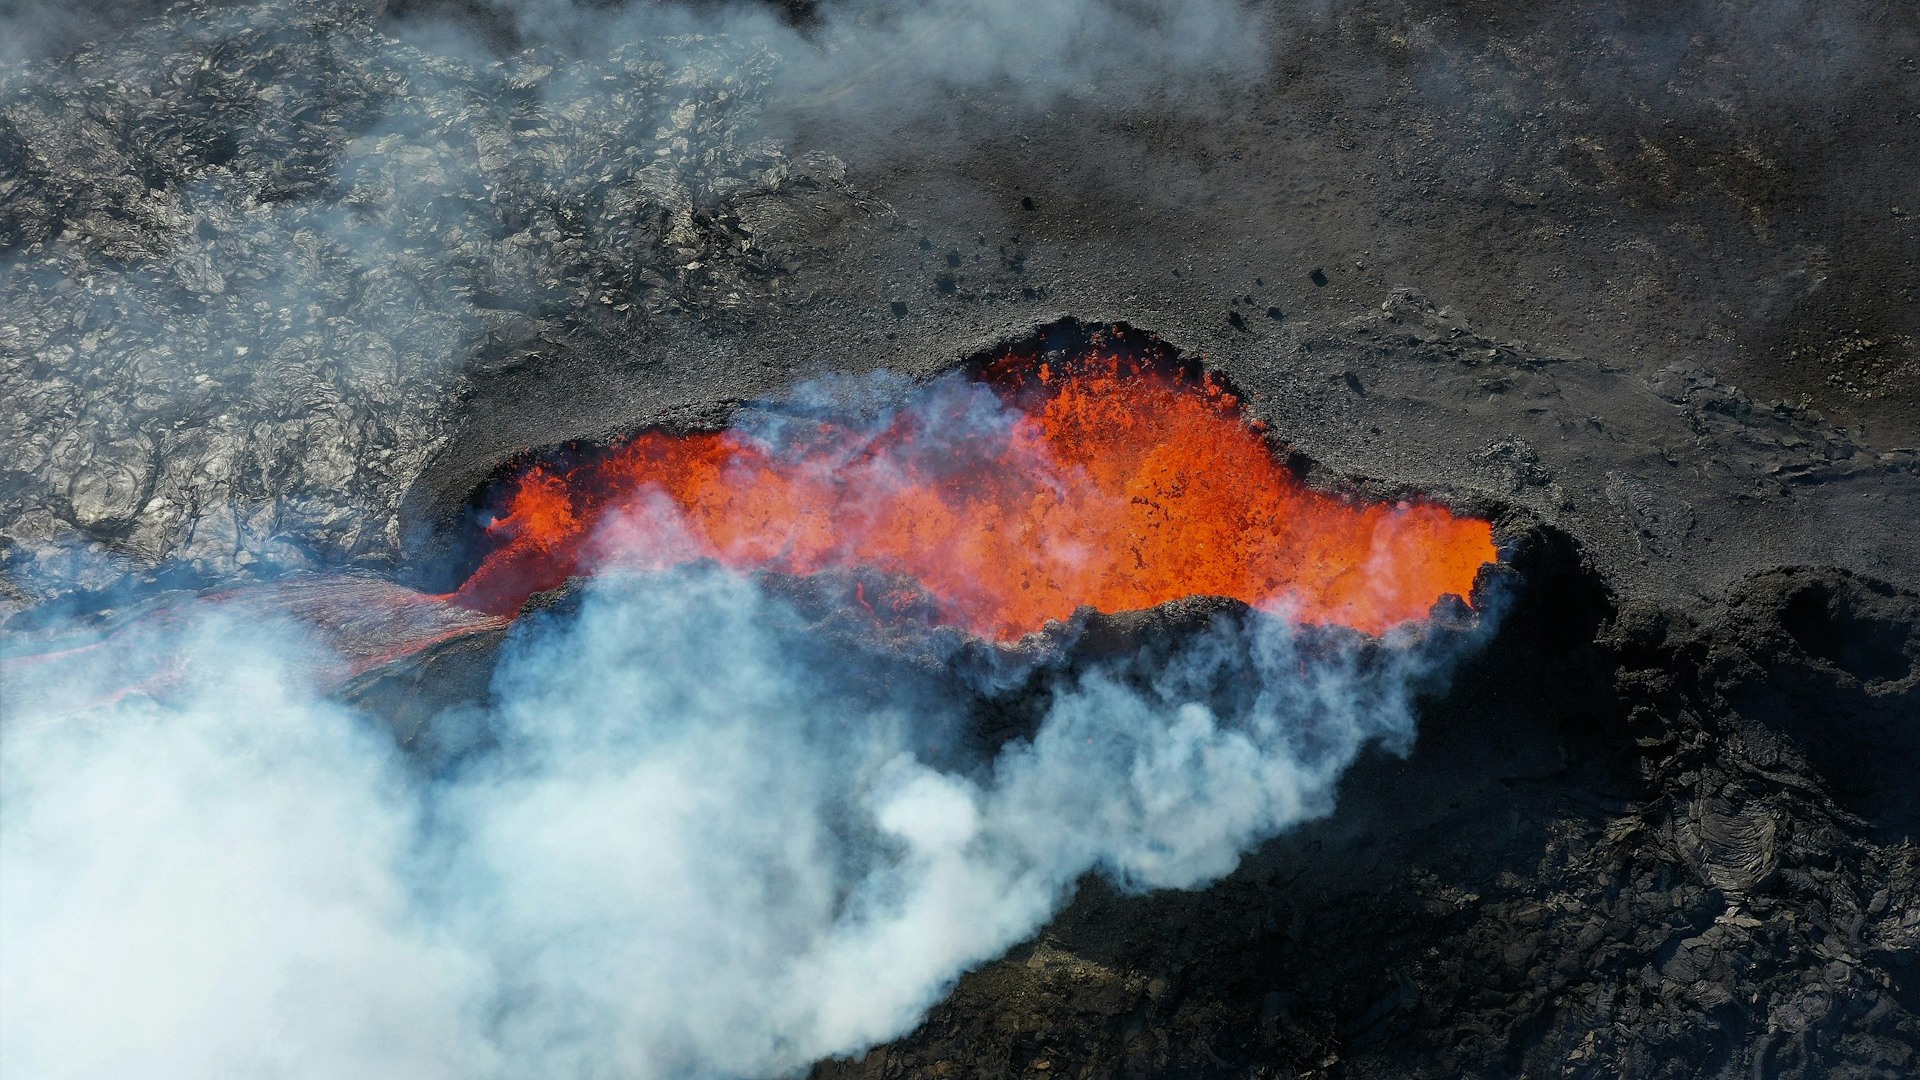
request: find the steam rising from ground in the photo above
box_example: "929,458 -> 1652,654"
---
2,560 -> 1479,1079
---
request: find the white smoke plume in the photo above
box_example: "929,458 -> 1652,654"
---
2,552 -> 1481,1079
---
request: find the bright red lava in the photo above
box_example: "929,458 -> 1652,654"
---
451,344 -> 1498,639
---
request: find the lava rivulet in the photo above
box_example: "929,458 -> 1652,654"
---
452,347 -> 1497,638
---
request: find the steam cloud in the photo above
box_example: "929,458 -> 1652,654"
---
1,540 -> 1481,1079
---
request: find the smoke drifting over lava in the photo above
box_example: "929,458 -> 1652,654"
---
455,333 -> 1496,637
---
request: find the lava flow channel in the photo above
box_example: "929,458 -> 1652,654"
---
452,348 -> 1498,638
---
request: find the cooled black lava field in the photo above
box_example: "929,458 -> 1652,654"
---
2,3 -> 1918,1079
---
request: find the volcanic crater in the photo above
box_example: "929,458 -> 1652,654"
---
412,319 -> 1504,640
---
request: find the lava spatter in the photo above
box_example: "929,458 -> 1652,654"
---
452,342 -> 1498,638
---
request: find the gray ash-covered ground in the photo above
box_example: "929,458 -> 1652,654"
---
2,1 -> 1917,1077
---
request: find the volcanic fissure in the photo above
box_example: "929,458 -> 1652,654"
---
446,324 -> 1499,638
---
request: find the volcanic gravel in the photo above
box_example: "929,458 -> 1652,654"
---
3,1 -> 1918,1078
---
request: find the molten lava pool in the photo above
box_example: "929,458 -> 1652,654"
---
452,335 -> 1497,638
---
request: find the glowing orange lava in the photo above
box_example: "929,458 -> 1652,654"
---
452,344 -> 1497,638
